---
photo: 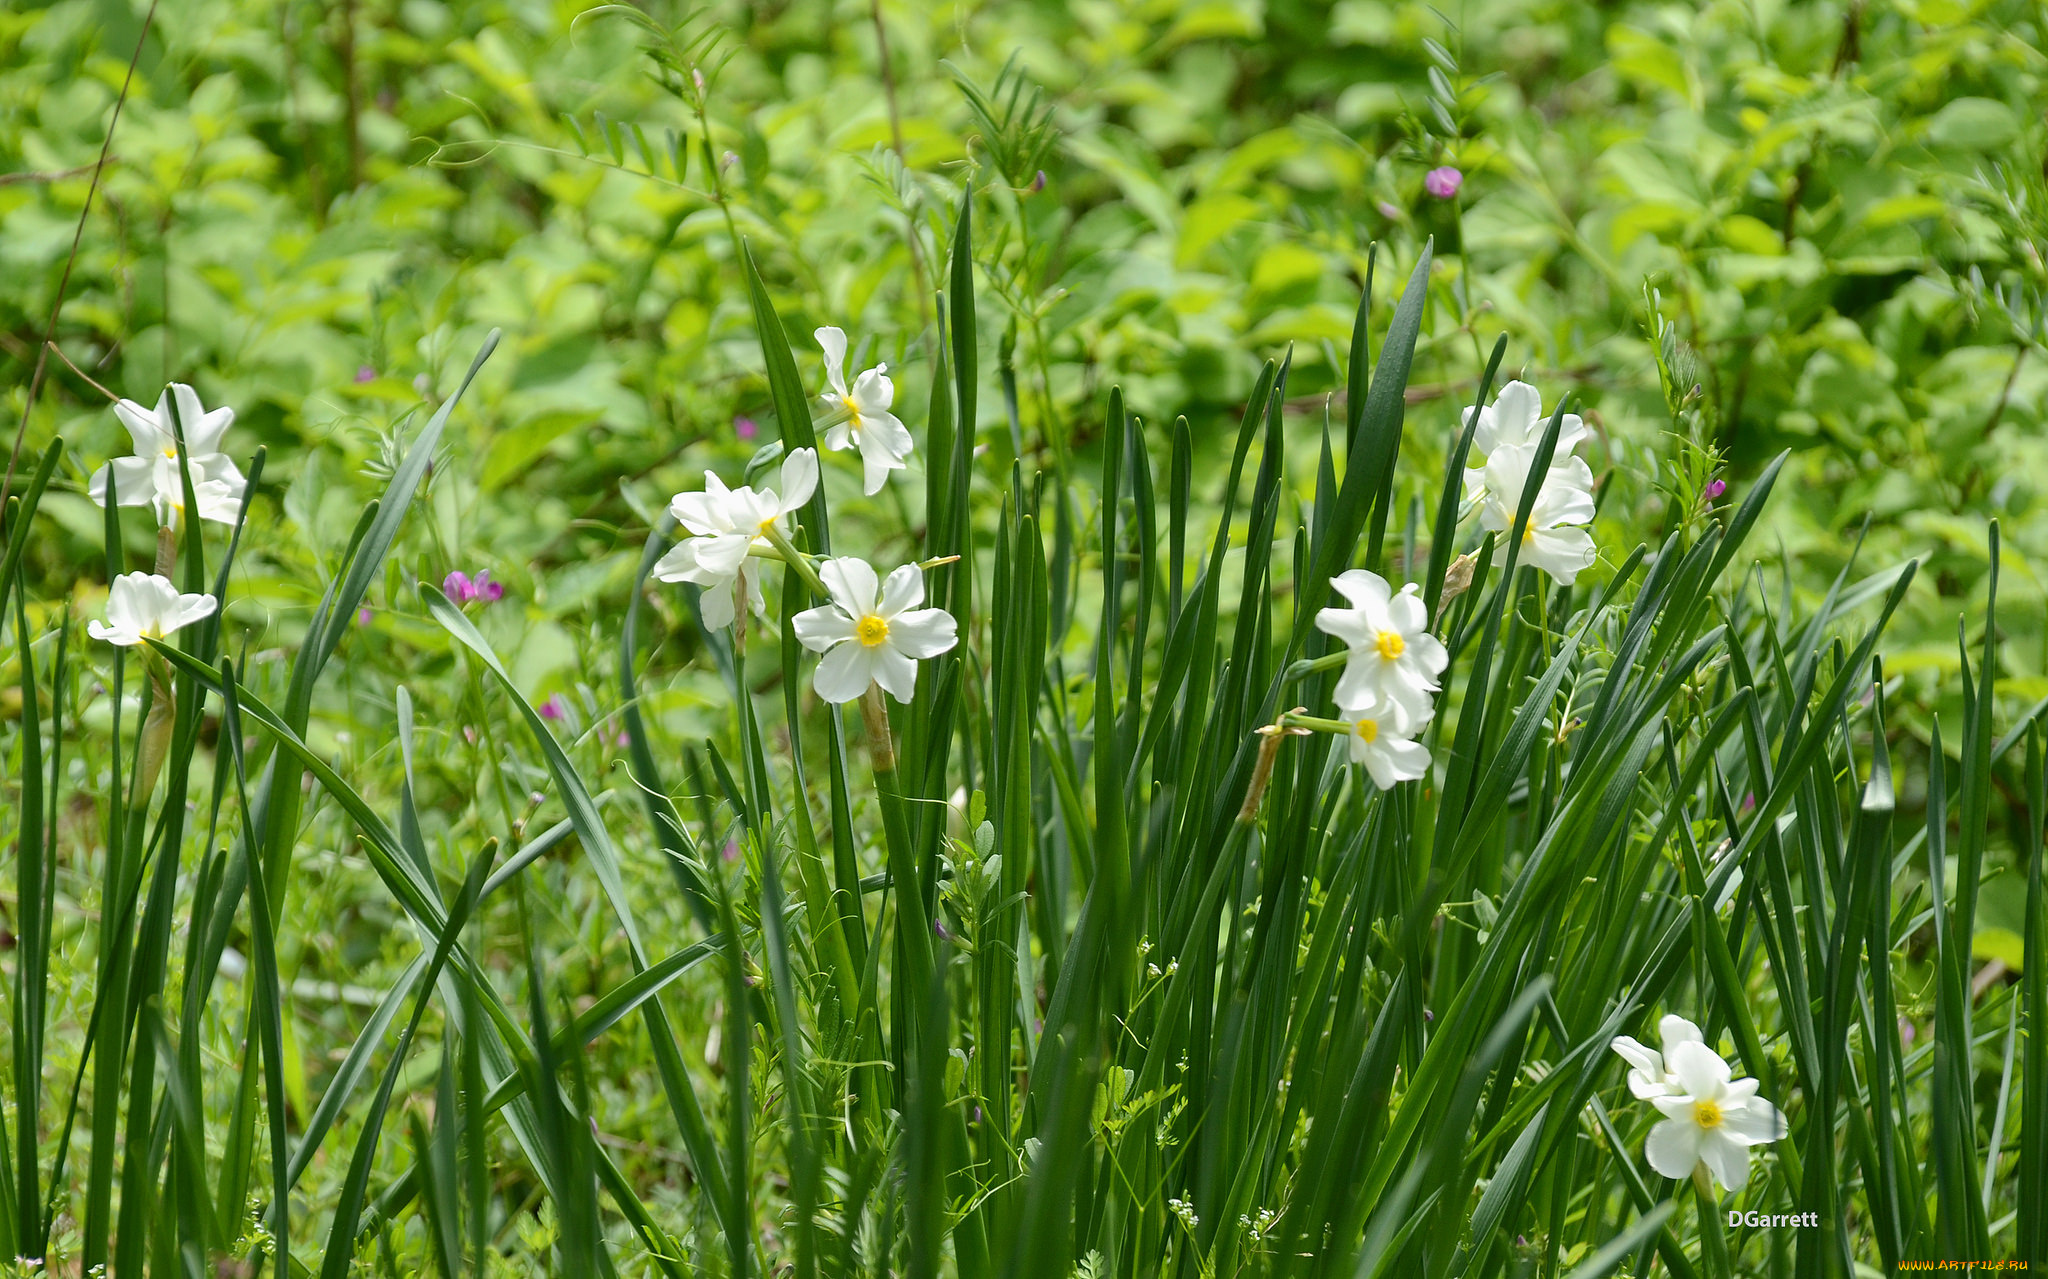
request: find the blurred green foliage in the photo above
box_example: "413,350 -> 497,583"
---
6,0 -> 2044,716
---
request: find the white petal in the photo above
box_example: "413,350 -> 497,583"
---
815,327 -> 849,396
850,364 -> 896,416
1314,603 -> 1374,647
813,641 -> 875,703
1627,1070 -> 1673,1100
652,540 -> 700,583
88,620 -> 137,646
1331,654 -> 1386,707
1522,527 -> 1597,585
818,557 -> 881,615
778,447 -> 819,511
172,593 -> 220,630
90,457 -> 158,508
1328,569 -> 1392,612
860,437 -> 902,495
870,645 -> 919,701
1384,584 -> 1429,636
1667,1040 -> 1732,1101
697,579 -> 737,630
1406,631 -> 1449,681
1719,1096 -> 1785,1145
865,407 -> 914,460
823,421 -> 855,452
1484,445 -> 1540,515
1643,1117 -> 1704,1180
878,564 -> 924,617
670,490 -> 734,536
887,608 -> 958,659
171,383 -> 234,454
1483,381 -> 1543,452
689,532 -> 755,580
1553,412 -> 1588,456
1698,1130 -> 1752,1192
1658,1016 -> 1705,1051
1361,745 -> 1400,790
1650,1095 -> 1698,1121
114,397 -> 170,455
1610,1036 -> 1664,1079
793,605 -> 858,652
1376,737 -> 1430,783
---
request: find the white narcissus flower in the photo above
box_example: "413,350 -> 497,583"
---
1315,570 -> 1447,716
655,448 -> 818,630
88,573 -> 219,647
1612,1019 -> 1785,1192
793,557 -> 957,703
1476,444 -> 1599,586
1337,690 -> 1432,790
815,326 -> 914,495
1457,381 -> 1600,587
88,383 -> 247,526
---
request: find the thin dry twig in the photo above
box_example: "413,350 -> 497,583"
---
0,162 -> 110,188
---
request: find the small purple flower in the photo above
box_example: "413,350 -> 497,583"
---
540,694 -> 567,721
1424,166 -> 1463,199
734,415 -> 759,440
1703,478 -> 1727,501
355,365 -> 376,384
1376,200 -> 1402,220
1030,169 -> 1047,193
443,570 -> 505,605
934,919 -> 953,941
357,606 -> 373,626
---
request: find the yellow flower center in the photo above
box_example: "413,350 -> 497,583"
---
841,394 -> 863,426
1375,630 -> 1405,661
1522,526 -> 1537,545
1693,1099 -> 1724,1130
1354,717 -> 1379,743
855,614 -> 890,647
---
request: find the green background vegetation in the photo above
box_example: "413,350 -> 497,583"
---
1,0 -> 2045,1273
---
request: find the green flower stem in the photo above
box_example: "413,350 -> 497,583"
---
1281,650 -> 1350,686
758,524 -> 828,597
1277,710 -> 1354,736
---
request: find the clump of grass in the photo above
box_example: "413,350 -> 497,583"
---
1,202 -> 2041,1279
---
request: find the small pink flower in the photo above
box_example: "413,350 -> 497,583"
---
1424,166 -> 1463,199
355,365 -> 376,383
1377,200 -> 1402,220
734,416 -> 759,440
539,694 -> 567,721
443,570 -> 505,605
357,606 -> 373,626
1704,478 -> 1727,501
